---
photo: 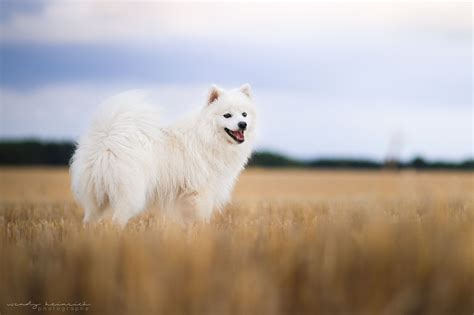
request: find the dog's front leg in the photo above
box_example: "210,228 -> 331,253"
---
193,190 -> 215,222
175,190 -> 214,224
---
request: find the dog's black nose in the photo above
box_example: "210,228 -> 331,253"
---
238,121 -> 247,130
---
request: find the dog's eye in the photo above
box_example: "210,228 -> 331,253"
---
223,113 -> 232,118
242,112 -> 247,117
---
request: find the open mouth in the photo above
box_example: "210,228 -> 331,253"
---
225,128 -> 245,143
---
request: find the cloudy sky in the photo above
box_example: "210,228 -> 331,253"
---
0,1 -> 472,160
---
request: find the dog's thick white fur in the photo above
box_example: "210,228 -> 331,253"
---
70,84 -> 256,226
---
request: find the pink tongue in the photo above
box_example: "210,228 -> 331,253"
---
233,130 -> 244,141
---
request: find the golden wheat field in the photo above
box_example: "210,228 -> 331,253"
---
0,168 -> 473,315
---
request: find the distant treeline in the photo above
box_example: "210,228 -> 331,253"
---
0,140 -> 75,165
0,140 -> 472,170
250,151 -> 474,170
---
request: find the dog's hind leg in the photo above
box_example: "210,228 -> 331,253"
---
110,181 -> 148,227
83,200 -> 103,224
82,194 -> 111,224
83,206 -> 101,223
111,197 -> 146,227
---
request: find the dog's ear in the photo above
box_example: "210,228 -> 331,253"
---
240,83 -> 252,98
207,85 -> 223,105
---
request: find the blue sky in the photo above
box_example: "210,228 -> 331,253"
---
0,1 -> 472,160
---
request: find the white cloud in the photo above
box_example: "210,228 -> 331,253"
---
0,1 -> 470,43
1,83 -> 472,160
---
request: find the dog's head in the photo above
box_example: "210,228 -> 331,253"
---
203,84 -> 257,145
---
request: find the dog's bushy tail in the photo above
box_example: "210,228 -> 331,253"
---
69,90 -> 160,213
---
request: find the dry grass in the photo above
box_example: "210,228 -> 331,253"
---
0,168 -> 473,314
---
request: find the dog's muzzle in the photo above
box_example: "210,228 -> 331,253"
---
225,128 -> 245,143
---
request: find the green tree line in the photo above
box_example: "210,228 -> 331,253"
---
0,140 -> 472,170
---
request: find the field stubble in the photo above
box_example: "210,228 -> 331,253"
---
0,168 -> 473,314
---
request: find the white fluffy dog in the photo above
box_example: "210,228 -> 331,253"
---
70,84 -> 257,226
